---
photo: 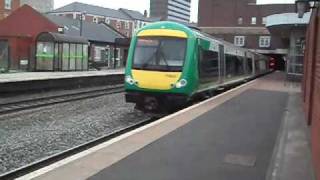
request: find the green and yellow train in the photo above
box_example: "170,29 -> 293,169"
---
125,21 -> 271,112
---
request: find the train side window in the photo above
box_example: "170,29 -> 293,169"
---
199,48 -> 219,82
247,58 -> 253,74
225,54 -> 245,79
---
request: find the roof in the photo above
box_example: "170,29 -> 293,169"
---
119,8 -> 151,22
45,14 -> 125,43
50,2 -> 131,20
37,32 -> 88,43
0,5 -> 58,38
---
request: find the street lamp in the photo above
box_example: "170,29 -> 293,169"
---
80,11 -> 87,36
295,0 -> 319,18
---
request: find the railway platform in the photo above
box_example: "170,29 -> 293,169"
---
0,69 -> 124,95
19,72 -> 315,180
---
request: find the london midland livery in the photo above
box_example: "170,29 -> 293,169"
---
124,21 -> 270,112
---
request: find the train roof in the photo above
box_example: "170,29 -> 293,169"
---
136,21 -> 268,58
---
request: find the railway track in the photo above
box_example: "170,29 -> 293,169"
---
0,85 -> 124,115
0,117 -> 157,180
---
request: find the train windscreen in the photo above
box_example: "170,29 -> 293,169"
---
132,37 -> 187,72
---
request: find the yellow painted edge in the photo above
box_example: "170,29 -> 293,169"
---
138,29 -> 188,38
132,70 -> 182,90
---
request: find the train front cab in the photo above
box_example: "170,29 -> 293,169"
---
124,25 -> 197,111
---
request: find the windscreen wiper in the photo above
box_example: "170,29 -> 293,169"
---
142,51 -> 157,69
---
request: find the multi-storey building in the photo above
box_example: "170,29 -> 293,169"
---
0,0 -> 53,20
0,0 -> 20,20
198,0 -> 296,70
150,0 -> 191,23
119,8 -> 153,35
49,2 -> 153,37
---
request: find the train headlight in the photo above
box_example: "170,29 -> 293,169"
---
175,79 -> 188,88
125,75 -> 137,85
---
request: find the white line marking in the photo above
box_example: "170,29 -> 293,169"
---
17,79 -> 256,180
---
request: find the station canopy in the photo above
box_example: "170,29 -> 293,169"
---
36,32 -> 88,44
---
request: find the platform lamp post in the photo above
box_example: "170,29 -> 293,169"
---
80,11 -> 87,36
295,0 -> 319,18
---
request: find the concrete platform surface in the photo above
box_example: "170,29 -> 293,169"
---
90,89 -> 288,180
0,69 -> 124,83
20,72 -> 313,180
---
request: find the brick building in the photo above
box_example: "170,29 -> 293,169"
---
0,0 -> 20,19
0,0 -> 53,20
49,2 -> 154,37
302,4 -> 320,180
0,5 -> 59,71
0,5 -> 128,72
198,0 -> 296,70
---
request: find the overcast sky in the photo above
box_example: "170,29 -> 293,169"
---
54,0 -> 296,22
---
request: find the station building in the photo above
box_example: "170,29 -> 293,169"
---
198,0 -> 310,79
302,3 -> 320,179
0,5 -> 128,72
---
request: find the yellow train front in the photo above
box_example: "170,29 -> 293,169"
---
124,21 -> 271,112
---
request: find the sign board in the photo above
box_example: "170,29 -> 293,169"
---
20,59 -> 29,65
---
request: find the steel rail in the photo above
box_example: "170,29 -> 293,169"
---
0,85 -> 124,115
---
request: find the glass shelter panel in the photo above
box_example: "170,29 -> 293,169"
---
36,42 -> 54,71
76,44 -> 83,70
53,43 -> 60,71
0,40 -> 9,72
62,43 -> 69,71
69,44 -> 76,71
83,45 -> 88,70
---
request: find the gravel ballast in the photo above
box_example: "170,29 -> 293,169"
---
0,93 -> 149,175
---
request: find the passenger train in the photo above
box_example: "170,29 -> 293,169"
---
124,21 -> 271,112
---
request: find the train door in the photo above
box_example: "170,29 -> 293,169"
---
218,44 -> 225,84
246,52 -> 254,76
252,54 -> 256,75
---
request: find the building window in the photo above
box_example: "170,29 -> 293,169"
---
234,36 -> 245,47
116,20 -> 121,29
93,16 -> 99,23
259,36 -> 271,47
262,17 -> 267,25
251,17 -> 256,25
238,17 -> 243,25
114,48 -> 121,67
105,18 -> 110,24
5,0 -> 12,10
94,46 -> 105,62
125,21 -> 130,29
134,21 -> 138,29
